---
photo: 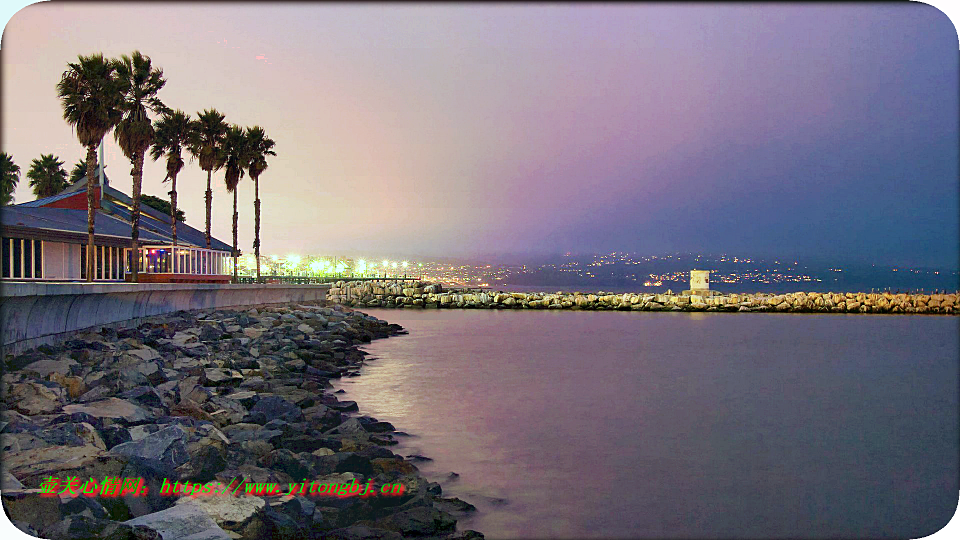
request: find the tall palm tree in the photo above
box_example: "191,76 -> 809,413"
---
27,154 -> 69,198
222,125 -> 252,282
114,51 -> 167,282
0,152 -> 20,205
244,126 -> 276,282
187,109 -> 228,249
57,53 -> 125,282
69,159 -> 87,184
150,110 -> 191,246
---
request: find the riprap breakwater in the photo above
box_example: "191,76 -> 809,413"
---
327,281 -> 958,315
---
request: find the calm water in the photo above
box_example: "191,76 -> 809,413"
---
333,310 -> 959,539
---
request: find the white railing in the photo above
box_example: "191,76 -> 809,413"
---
139,245 -> 232,276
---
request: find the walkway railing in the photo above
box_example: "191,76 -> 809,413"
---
236,274 -> 423,285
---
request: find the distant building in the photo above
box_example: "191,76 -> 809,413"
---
690,269 -> 710,291
681,269 -> 717,296
1,174 -> 233,282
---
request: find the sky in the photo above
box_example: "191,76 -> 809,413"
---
1,3 -> 958,269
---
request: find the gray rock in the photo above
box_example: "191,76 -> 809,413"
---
325,417 -> 366,436
110,424 -> 190,471
41,515 -> 161,540
63,398 -> 154,425
175,494 -> 265,532
247,396 -> 304,424
374,506 -> 456,536
202,368 -> 243,387
22,357 -> 79,377
324,525 -> 403,540
8,381 -> 65,415
125,502 -> 232,540
128,347 -> 161,362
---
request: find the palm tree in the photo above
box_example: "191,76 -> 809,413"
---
222,125 -> 252,282
244,126 -> 276,282
0,152 -> 20,205
57,53 -> 125,282
27,154 -> 69,198
69,159 -> 87,184
150,110 -> 191,246
114,51 -> 167,282
187,109 -> 228,249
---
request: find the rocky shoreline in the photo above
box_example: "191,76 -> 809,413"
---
1,303 -> 483,540
327,280 -> 959,315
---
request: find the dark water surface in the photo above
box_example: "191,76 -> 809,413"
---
333,310 -> 958,539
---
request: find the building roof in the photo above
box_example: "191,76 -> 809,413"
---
1,206 -> 171,245
16,191 -> 83,208
3,180 -> 233,252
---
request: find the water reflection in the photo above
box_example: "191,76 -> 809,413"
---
334,309 -> 958,539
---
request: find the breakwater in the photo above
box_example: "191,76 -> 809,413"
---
327,280 -> 959,315
1,302 -> 483,539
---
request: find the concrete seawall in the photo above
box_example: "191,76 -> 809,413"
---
1,282 -> 330,355
326,280 -> 959,315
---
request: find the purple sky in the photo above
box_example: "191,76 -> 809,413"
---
2,4 -> 957,268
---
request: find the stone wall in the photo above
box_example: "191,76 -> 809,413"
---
326,280 -> 958,315
1,282 -> 330,355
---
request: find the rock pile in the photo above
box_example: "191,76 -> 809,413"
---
1,303 -> 482,540
327,281 -> 958,315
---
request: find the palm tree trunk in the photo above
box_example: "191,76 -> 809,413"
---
85,145 -> 97,282
232,188 -> 239,283
170,163 -> 178,247
254,175 -> 261,282
130,152 -> 145,283
205,169 -> 212,249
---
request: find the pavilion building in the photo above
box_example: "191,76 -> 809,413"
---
0,174 -> 233,283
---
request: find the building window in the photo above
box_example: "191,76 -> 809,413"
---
1,237 -> 44,279
2,238 -> 9,279
12,239 -> 22,278
34,240 -> 42,278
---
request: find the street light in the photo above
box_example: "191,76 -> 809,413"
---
287,254 -> 301,275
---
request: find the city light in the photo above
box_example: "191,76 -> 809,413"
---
382,260 -> 389,267
287,254 -> 301,267
309,260 -> 322,274
402,261 -> 408,268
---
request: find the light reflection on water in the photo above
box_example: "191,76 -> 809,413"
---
334,309 -> 959,539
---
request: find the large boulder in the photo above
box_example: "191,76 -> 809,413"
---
174,496 -> 266,534
110,424 -> 190,472
41,514 -> 161,540
246,396 -> 303,424
21,356 -> 79,377
63,398 -> 155,425
125,502 -> 232,540
8,380 -> 65,415
374,507 -> 456,536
